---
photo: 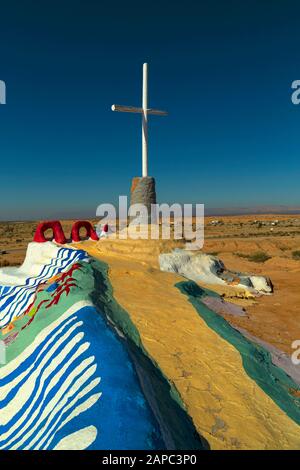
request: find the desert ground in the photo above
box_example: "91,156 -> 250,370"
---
0,214 -> 299,357
203,215 -> 300,356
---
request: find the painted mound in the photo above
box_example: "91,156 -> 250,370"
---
0,243 -> 164,450
74,239 -> 300,450
2,239 -> 300,450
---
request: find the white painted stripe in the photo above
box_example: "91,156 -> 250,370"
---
0,333 -> 88,441
0,301 -> 92,377
41,392 -> 101,451
24,377 -> 101,450
53,426 -> 97,450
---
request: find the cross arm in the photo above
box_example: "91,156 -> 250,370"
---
147,108 -> 168,116
111,104 -> 168,116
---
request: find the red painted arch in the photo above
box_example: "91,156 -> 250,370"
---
71,221 -> 99,242
33,221 -> 67,244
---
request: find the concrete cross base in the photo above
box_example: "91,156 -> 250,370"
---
130,177 -> 157,223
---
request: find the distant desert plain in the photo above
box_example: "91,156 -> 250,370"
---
1,214 -> 300,359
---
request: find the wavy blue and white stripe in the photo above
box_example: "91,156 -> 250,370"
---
0,301 -> 101,450
0,247 -> 88,328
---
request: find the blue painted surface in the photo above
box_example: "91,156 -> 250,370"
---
72,306 -> 164,450
0,306 -> 164,449
46,283 -> 59,293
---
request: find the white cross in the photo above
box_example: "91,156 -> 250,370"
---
111,63 -> 167,177
0,80 -> 6,105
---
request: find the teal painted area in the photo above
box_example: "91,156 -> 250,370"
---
90,259 -> 143,348
2,261 -> 95,364
176,280 -> 300,426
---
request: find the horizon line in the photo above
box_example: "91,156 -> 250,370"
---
1,205 -> 300,223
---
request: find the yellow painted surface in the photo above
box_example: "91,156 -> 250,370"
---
28,306 -> 37,318
73,239 -> 300,450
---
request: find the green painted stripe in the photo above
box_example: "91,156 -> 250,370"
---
176,280 -> 300,426
2,261 -> 94,365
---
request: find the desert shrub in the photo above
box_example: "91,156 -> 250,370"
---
235,252 -> 249,259
235,251 -> 271,263
0,259 -> 10,267
0,259 -> 21,267
292,250 -> 300,260
248,252 -> 271,263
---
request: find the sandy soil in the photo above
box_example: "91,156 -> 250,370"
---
197,215 -> 300,356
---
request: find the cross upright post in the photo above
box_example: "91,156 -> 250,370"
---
142,63 -> 148,177
111,63 -> 167,178
111,63 -> 167,223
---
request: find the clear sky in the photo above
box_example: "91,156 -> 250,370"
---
0,0 -> 300,220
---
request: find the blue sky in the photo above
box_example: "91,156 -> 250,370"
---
0,0 -> 300,220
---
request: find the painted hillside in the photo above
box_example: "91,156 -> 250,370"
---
0,238 -> 300,450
